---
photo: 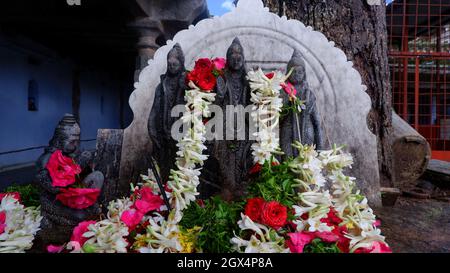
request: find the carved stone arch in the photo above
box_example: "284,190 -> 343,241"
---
121,0 -> 381,205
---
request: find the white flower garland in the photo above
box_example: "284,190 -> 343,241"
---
0,195 -> 42,253
323,147 -> 387,252
247,69 -> 285,164
132,82 -> 215,253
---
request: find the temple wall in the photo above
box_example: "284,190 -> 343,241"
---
0,36 -> 123,171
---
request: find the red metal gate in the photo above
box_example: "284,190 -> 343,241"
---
387,0 -> 450,161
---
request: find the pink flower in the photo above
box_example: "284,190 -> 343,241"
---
0,211 -> 6,235
56,188 -> 100,209
374,220 -> 381,227
281,82 -> 297,99
71,221 -> 96,246
286,232 -> 315,253
354,241 -> 392,253
120,209 -> 144,231
314,231 -> 340,243
132,187 -> 164,214
46,150 -> 82,187
213,57 -> 226,70
47,244 -> 64,253
0,192 -> 21,203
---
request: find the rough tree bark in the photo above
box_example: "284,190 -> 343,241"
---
259,0 -> 393,187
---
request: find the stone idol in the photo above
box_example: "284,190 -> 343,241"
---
148,44 -> 187,184
280,50 -> 324,159
35,114 -> 104,245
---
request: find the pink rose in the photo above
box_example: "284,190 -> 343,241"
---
313,231 -> 340,243
0,192 -> 21,203
281,82 -> 297,99
120,209 -> 144,231
213,57 -> 226,70
132,187 -> 164,214
56,188 -> 100,209
71,221 -> 96,246
0,211 -> 6,235
354,241 -> 392,253
47,245 -> 64,253
286,232 -> 315,253
46,150 -> 82,187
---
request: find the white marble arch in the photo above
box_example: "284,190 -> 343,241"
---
121,0 -> 381,205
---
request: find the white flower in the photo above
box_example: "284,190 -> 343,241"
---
231,214 -> 289,253
0,195 -> 42,253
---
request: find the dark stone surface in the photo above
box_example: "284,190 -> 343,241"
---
423,160 -> 450,189
94,129 -> 125,210
375,196 -> 450,253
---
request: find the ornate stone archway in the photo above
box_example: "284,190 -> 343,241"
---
120,0 -> 381,205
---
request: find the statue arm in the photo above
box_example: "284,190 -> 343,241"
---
36,170 -> 60,194
215,76 -> 227,104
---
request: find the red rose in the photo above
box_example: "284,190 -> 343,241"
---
46,150 -> 81,187
261,201 -> 288,230
244,197 -> 265,222
249,163 -> 262,175
0,192 -> 21,203
56,188 -> 100,209
194,58 -> 214,72
265,72 -> 275,79
320,207 -> 343,227
196,72 -> 217,91
186,69 -> 199,85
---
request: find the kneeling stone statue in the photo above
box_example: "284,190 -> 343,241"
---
35,114 -> 104,245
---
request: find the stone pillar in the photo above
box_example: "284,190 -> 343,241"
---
129,18 -> 163,81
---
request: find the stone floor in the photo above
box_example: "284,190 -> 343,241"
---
375,196 -> 450,253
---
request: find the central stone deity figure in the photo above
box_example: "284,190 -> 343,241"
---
35,114 -> 104,245
199,38 -> 254,201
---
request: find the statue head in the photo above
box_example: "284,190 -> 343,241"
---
48,114 -> 81,156
166,43 -> 185,76
226,37 -> 245,72
287,50 -> 307,85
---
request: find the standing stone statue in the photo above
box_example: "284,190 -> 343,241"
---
280,50 -> 324,158
148,44 -> 187,183
35,114 -> 104,245
199,37 -> 254,201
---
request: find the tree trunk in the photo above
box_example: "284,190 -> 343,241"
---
261,0 -> 393,187
391,112 -> 431,191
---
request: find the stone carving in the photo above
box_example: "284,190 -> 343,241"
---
148,44 -> 187,183
199,38 -> 254,201
121,0 -> 381,205
35,114 -> 104,244
280,50 -> 324,158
